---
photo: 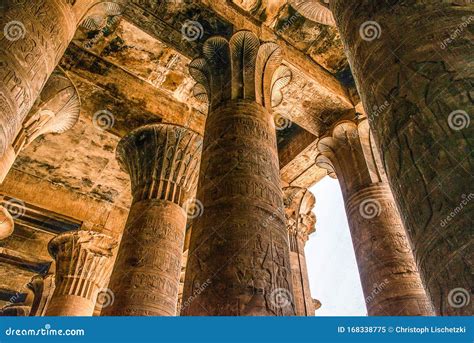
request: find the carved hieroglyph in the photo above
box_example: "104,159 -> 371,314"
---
27,274 -> 56,317
0,67 -> 80,183
283,187 -> 316,316
102,124 -> 202,316
330,0 -> 473,315
317,119 -> 434,316
182,31 -> 295,316
45,230 -> 117,316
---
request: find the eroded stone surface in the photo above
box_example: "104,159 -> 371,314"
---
182,32 -> 295,316
317,120 -> 434,316
0,0 -> 470,318
102,124 -> 202,316
331,0 -> 474,315
283,187 -> 316,316
45,230 -> 116,316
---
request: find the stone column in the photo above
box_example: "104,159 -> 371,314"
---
0,0 -> 112,158
45,230 -> 116,316
0,198 -> 14,240
101,124 -> 202,316
27,274 -> 56,316
330,1 -> 473,315
317,119 -> 434,316
182,31 -> 295,316
283,187 -> 316,316
0,67 -> 80,183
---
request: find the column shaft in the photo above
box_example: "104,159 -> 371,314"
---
317,120 -> 433,315
330,1 -> 473,315
182,31 -> 295,316
346,184 -> 434,315
0,0 -> 100,157
0,67 -> 80,183
105,201 -> 186,316
284,187 -> 316,316
183,100 -> 294,316
289,238 -> 314,316
0,0 -> 77,155
102,124 -> 202,316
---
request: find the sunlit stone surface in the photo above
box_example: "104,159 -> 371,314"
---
0,0 -> 470,317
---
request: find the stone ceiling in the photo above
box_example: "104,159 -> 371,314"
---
8,0 -> 359,209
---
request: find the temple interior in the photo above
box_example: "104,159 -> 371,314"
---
0,0 -> 472,317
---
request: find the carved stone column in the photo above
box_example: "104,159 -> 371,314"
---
45,230 -> 116,316
0,0 -> 107,158
283,187 -> 316,316
317,119 -> 434,316
0,67 -> 80,183
182,31 -> 295,316
27,274 -> 56,316
101,124 -> 202,316
330,1 -> 473,315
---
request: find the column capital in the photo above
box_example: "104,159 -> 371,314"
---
316,119 -> 384,193
289,0 -> 336,26
189,30 -> 292,110
283,187 -> 316,243
116,124 -> 202,207
27,274 -> 56,317
48,230 -> 117,300
12,67 -> 80,153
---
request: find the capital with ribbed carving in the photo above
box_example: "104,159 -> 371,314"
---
316,119 -> 383,193
190,30 -> 292,110
27,274 -> 55,316
116,124 -> 202,207
315,119 -> 434,316
0,67 -> 80,184
45,230 -> 117,316
283,187 -> 316,247
13,67 -> 80,153
290,0 -> 335,26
